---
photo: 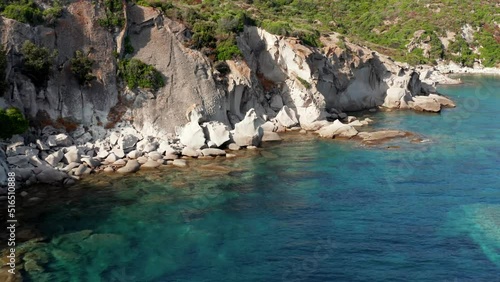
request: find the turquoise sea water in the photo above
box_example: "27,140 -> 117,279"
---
14,76 -> 500,281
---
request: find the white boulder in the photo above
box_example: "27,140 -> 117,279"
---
204,121 -> 231,148
180,122 -> 206,149
276,106 -> 299,128
233,109 -> 264,147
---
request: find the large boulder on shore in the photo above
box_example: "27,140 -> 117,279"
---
383,87 -> 412,109
276,106 -> 299,128
411,96 -> 442,112
118,134 -> 139,151
45,150 -> 64,167
316,120 -> 358,139
204,121 -> 231,148
47,134 -> 73,147
180,121 -> 206,149
64,147 -> 81,164
233,109 -> 264,147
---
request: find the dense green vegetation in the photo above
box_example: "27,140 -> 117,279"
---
0,107 -> 29,139
118,59 -> 165,90
71,51 -> 96,86
141,0 -> 498,66
0,0 -> 63,26
21,41 -> 58,87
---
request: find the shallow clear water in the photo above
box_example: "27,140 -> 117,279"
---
15,76 -> 500,281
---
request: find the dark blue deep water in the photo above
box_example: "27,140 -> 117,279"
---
15,76 -> 500,282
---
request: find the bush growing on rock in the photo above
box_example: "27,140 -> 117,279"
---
97,0 -> 125,29
216,38 -> 242,61
0,107 -> 29,139
191,21 -> 217,49
71,50 -> 96,86
124,36 -> 134,55
42,1 -> 64,27
118,59 -> 165,91
21,41 -> 58,87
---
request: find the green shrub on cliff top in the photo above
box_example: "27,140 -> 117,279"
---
118,59 -> 165,90
0,107 -> 29,139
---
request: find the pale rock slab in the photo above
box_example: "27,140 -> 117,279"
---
45,150 -> 64,167
47,134 -> 73,147
316,120 -> 358,139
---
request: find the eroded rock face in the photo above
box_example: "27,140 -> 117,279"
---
0,0 -> 118,125
126,5 -> 230,138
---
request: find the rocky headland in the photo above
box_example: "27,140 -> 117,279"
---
0,2 -> 480,193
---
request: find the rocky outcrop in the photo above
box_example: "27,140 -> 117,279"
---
0,2 -> 463,191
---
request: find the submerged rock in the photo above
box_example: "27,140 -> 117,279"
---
357,130 -> 411,144
262,131 -> 282,142
173,159 -> 188,167
117,160 -> 141,174
141,160 -> 161,168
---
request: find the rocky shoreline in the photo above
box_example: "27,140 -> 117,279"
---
0,88 -> 456,196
